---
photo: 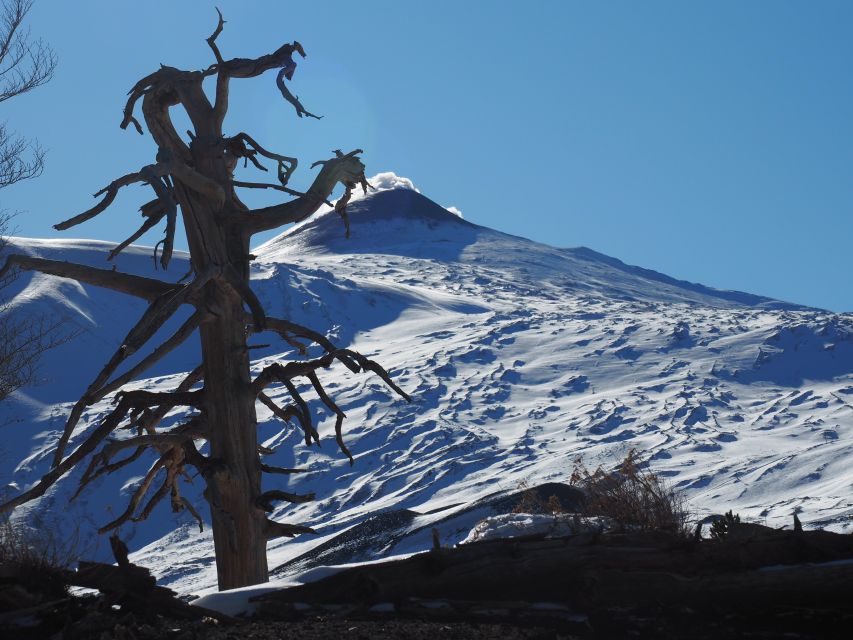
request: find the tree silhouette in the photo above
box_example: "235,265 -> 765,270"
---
0,9 -> 409,591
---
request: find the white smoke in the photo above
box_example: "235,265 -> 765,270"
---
365,172 -> 420,193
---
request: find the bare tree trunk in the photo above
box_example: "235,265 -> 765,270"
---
199,292 -> 269,589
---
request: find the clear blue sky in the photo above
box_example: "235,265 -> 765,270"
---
1,1 -> 851,311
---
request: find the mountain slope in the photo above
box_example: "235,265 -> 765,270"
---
1,176 -> 851,595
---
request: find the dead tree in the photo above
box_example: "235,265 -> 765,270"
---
0,10 -> 409,591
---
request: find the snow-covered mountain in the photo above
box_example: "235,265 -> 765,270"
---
2,174 -> 852,595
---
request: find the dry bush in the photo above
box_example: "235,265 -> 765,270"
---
709,510 -> 741,539
512,481 -> 566,515
570,449 -> 690,536
0,518 -> 80,597
0,210 -> 78,401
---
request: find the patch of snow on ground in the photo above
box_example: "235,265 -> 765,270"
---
460,513 -> 606,544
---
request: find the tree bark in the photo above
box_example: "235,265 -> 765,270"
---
168,116 -> 269,587
199,290 -> 269,589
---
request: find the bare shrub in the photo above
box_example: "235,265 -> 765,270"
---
512,481 -> 566,515
570,449 -> 690,536
0,1 -> 66,401
0,519 -> 83,567
0,211 -> 77,401
0,0 -> 57,190
709,510 -> 741,539
0,518 -> 80,597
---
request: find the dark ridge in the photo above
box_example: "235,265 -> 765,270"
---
284,188 -> 475,241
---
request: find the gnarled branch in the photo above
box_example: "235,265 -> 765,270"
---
336,348 -> 411,402
260,463 -> 307,475
232,180 -> 304,199
307,371 -> 351,464
137,366 -> 204,435
173,490 -> 204,533
235,150 -> 367,235
90,311 -> 202,403
69,442 -> 146,502
99,452 -> 169,533
0,394 -> 138,514
108,209 -> 166,262
249,315 -> 358,371
258,392 -> 299,424
206,7 -> 225,65
329,150 -> 373,239
96,423 -> 204,471
0,254 -> 178,302
117,388 -> 204,411
256,490 -> 314,512
53,162 -> 176,232
275,67 -> 320,120
251,348 -> 409,462
283,379 -> 320,446
265,519 -> 315,541
54,170 -> 155,230
50,279 -> 206,467
229,132 -> 298,186
215,38 -> 306,81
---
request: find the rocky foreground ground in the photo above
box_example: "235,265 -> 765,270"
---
3,523 -> 853,639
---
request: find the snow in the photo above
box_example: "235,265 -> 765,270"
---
191,552 -> 418,617
459,513 -> 607,544
1,175 -> 852,598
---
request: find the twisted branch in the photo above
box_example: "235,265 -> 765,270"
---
50,275 -> 207,466
231,180 -> 304,199
54,170 -> 155,230
283,379 -> 319,446
307,371 -> 351,464
206,7 -> 225,65
256,490 -> 314,512
275,66 -> 320,120
265,519 -> 315,540
53,163 -> 175,231
0,395 -> 138,514
0,254 -> 176,302
172,488 -> 204,532
121,67 -> 184,139
108,209 -> 166,261
251,349 -> 409,460
137,366 -> 204,435
90,311 -> 202,403
260,464 -> 307,475
250,315 -> 357,371
99,452 -> 169,533
258,392 -> 299,424
236,151 -> 368,235
229,133 -> 298,186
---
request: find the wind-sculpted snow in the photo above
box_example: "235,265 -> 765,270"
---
1,183 -> 851,596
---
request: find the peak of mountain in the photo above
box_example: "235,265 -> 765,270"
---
257,182 -> 804,310
257,186 -> 475,258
